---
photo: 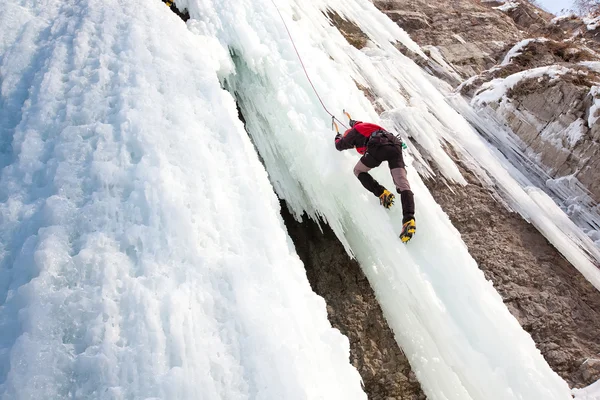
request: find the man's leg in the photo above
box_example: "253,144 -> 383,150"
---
381,146 -> 415,223
391,167 -> 415,223
353,155 -> 384,197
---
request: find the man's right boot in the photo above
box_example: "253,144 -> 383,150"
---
400,218 -> 416,243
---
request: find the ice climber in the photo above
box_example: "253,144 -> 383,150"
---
335,119 -> 416,243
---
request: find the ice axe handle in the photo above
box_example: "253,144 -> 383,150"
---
332,116 -> 340,134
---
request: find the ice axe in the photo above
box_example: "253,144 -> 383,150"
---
332,110 -> 353,135
331,116 -> 340,134
343,109 -> 354,126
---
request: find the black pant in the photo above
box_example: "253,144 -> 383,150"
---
353,143 -> 415,222
361,143 -> 405,170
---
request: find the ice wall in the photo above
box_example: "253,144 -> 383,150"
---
0,0 -> 366,398
180,0 -> 579,399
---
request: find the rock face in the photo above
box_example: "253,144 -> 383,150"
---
461,68 -> 600,204
464,44 -> 600,204
373,0 -> 600,220
493,76 -> 600,202
280,203 -> 425,400
424,161 -> 600,388
373,0 -> 548,78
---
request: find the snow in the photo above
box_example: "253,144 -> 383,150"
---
500,38 -> 548,66
539,118 -> 586,148
580,61 -> 600,73
494,1 -> 520,12
472,65 -> 572,105
453,34 -> 467,44
574,379 -> 600,400
1,0 -> 598,399
551,14 -> 577,24
584,15 -> 600,31
589,86 -> 600,127
457,74 -> 484,93
566,119 -> 585,146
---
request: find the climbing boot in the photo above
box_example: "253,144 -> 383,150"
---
400,218 -> 416,243
379,189 -> 395,209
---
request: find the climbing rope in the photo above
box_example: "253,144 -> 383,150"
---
269,0 -> 348,131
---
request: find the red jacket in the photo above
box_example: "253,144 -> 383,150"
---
335,122 -> 386,154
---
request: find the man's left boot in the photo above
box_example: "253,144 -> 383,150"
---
379,189 -> 395,209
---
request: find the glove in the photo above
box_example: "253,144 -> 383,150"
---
335,133 -> 342,141
349,119 -> 357,127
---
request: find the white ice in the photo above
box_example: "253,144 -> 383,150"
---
0,0 -> 366,398
1,0 -> 599,399
179,0 -> 595,398
574,378 -> 600,400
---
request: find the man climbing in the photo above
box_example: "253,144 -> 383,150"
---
335,119 -> 416,243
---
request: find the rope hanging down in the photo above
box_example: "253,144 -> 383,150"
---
269,0 -> 348,130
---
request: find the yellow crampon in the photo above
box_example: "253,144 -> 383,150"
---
379,189 -> 395,209
400,219 -> 416,243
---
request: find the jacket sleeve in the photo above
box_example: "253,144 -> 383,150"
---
335,128 -> 359,151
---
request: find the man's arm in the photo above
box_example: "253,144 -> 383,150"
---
335,128 -> 358,151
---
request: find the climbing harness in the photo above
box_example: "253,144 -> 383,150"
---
269,0 -> 348,131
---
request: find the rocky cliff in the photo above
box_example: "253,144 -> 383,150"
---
373,0 -> 553,78
458,29 -> 600,205
373,0 -> 600,242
